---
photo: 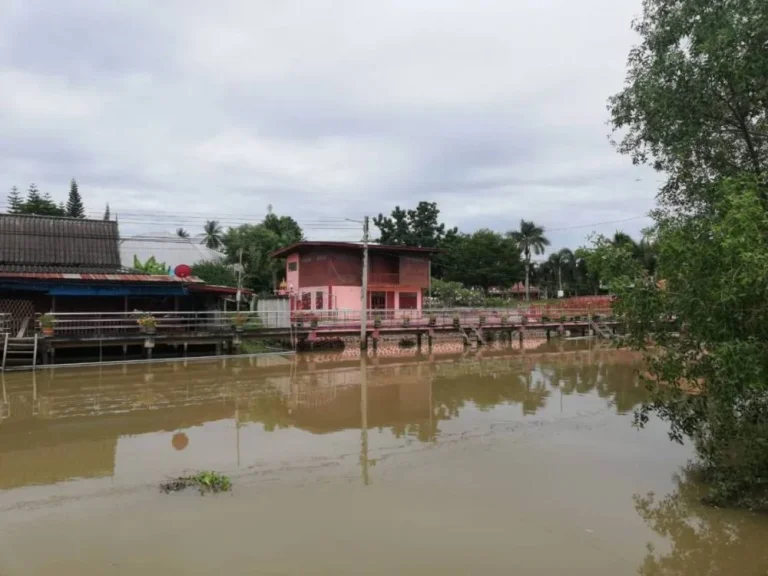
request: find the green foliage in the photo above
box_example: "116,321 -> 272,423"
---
202,219 -> 223,250
373,201 -> 457,248
191,260 -> 238,287
223,211 -> 303,294
440,229 -> 522,292
160,471 -> 232,494
428,278 -> 485,307
373,201 -> 459,278
608,0 -> 768,212
176,227 -> 189,238
132,255 -> 169,275
10,184 -> 66,216
508,219 -> 550,300
7,186 -> 23,213
103,203 -> 110,221
66,178 -> 85,218
623,177 -> 768,507
581,234 -> 646,290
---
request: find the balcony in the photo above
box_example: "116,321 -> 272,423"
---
368,272 -> 399,285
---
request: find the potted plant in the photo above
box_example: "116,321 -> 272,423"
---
402,316 -> 411,328
40,313 -> 55,337
231,312 -> 248,333
428,313 -> 437,327
452,314 -> 461,329
559,315 -> 567,323
478,314 -> 486,326
137,314 -> 157,335
541,315 -> 550,323
374,314 -> 382,329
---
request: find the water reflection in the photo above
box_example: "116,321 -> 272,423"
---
635,466 -> 768,574
0,344 -> 644,491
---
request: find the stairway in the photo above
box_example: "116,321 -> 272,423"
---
2,334 -> 38,371
589,320 -> 613,339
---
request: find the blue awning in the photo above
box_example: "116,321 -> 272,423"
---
0,282 -> 188,297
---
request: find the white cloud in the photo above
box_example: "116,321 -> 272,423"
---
0,0 -> 656,245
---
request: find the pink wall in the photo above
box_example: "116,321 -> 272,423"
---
286,254 -> 299,292
334,286 -> 362,310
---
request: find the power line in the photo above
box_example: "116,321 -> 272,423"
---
544,215 -> 651,232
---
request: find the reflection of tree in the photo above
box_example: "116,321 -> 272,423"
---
635,467 -> 768,575
238,392 -> 293,431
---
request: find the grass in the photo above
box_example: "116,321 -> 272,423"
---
160,471 -> 232,495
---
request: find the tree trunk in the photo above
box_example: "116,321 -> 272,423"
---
558,266 -> 562,295
525,261 -> 530,301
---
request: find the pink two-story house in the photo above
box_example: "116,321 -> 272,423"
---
271,242 -> 437,312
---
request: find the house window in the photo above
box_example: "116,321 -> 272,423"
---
315,291 -> 324,310
301,292 -> 311,310
288,261 -> 298,272
399,292 -> 418,310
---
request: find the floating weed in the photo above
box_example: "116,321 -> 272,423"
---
160,471 -> 232,495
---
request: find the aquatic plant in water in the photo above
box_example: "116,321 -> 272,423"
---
160,471 -> 232,495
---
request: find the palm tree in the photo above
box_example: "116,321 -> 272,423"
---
202,220 -> 223,250
547,248 -> 574,296
176,228 -> 189,238
509,220 -> 550,301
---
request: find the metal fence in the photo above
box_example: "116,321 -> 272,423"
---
35,305 -> 615,338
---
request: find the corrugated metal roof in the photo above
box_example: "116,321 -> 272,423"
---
0,264 -> 134,274
0,214 -> 121,269
0,272 -> 204,283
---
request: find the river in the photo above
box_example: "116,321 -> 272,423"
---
1,340 -> 767,575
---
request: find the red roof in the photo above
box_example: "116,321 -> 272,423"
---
509,282 -> 540,294
270,241 -> 439,258
0,272 -> 204,284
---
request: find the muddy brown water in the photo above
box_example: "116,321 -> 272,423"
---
1,341 -> 767,575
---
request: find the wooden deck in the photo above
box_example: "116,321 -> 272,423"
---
3,307 -> 619,369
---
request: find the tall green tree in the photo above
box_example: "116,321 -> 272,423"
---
618,177 -> 768,507
373,201 -> 458,248
548,248 -> 574,296
223,212 -> 303,293
176,228 -> 190,238
508,219 -> 550,300
190,260 -> 237,287
7,186 -> 22,213
202,220 -> 224,250
441,230 -> 522,292
608,0 -> 768,212
66,178 -> 85,218
23,184 -> 65,216
103,203 -> 110,221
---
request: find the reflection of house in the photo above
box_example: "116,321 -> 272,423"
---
271,241 -> 437,312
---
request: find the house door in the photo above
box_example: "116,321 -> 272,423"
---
370,292 -> 386,310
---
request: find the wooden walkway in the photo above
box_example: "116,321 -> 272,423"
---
3,307 -> 619,369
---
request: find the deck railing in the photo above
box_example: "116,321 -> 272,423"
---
35,306 -> 615,338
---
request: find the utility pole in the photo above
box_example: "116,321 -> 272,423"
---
236,248 -> 244,312
360,216 -> 369,350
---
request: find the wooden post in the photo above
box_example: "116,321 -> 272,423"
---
519,330 -> 524,348
417,332 -> 422,352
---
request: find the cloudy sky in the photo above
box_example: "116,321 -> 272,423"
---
0,0 -> 658,250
